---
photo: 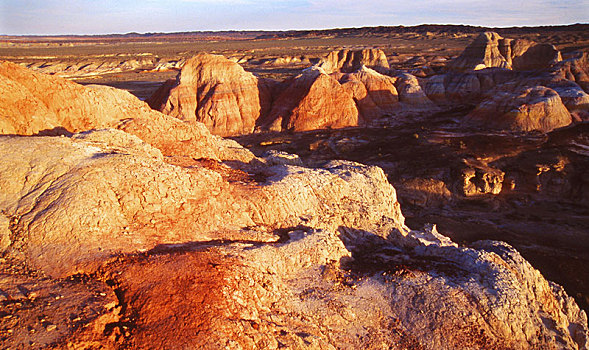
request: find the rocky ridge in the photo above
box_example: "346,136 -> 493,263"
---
148,34 -> 588,135
446,31 -> 562,72
0,59 -> 587,348
149,49 -> 442,135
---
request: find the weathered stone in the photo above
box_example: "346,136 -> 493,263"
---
468,85 -> 572,132
318,48 -> 390,74
264,67 -> 360,132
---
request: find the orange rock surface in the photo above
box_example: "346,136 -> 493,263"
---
148,53 -> 272,137
264,67 -> 360,131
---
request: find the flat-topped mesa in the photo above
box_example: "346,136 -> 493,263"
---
447,32 -> 562,72
263,66 -> 360,132
318,48 -> 390,74
147,53 -> 273,137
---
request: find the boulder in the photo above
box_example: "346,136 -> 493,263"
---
264,67 -> 360,132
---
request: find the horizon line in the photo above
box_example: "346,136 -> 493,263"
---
1,22 -> 587,38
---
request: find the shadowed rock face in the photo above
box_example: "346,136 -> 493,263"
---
447,32 -> 512,71
339,66 -> 400,122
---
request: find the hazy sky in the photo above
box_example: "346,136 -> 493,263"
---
1,0 -> 587,35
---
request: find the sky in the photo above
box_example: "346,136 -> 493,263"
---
0,0 -> 587,35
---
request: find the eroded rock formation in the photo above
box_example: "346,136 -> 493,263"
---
146,53 -> 273,137
262,67 -> 360,132
1,53 -> 588,349
338,66 -> 400,122
318,48 -> 390,74
0,60 -> 255,163
467,85 -> 572,133
447,31 -> 562,72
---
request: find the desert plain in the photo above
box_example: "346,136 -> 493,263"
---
0,24 -> 589,348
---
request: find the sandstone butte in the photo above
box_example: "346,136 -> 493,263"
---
149,49 -> 417,135
446,31 -> 562,72
146,53 -> 273,137
316,48 -> 390,74
149,38 -> 587,136
0,59 -> 588,349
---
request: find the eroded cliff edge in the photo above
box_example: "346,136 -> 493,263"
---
0,60 -> 588,349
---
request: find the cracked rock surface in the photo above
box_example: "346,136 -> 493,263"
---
0,59 -> 587,349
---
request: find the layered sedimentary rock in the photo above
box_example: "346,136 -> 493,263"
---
338,66 -> 400,121
19,56 -> 159,78
395,73 -> 438,110
318,48 -> 390,74
552,51 -> 589,92
447,32 -> 511,71
447,32 -> 562,72
0,60 -> 254,163
150,50 -> 445,135
0,60 -> 139,135
1,59 -> 588,349
467,85 -> 572,132
264,67 -> 360,131
147,53 -> 273,137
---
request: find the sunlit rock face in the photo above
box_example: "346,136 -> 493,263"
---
1,62 -> 588,348
0,60 -> 255,163
467,85 -> 573,133
263,66 -> 360,132
447,32 -> 562,72
318,48 -> 390,74
146,53 -> 273,137
0,60 -> 152,135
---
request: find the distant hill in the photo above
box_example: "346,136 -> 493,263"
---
1,23 -> 587,43
255,23 -> 589,39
